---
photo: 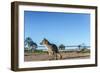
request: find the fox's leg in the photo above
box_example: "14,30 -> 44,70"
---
57,53 -> 62,59
48,52 -> 54,60
56,53 -> 57,60
48,52 -> 51,60
54,53 -> 58,60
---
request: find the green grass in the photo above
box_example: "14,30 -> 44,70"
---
25,49 -> 47,54
33,50 -> 47,54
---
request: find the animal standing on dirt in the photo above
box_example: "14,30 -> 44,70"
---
40,38 -> 62,60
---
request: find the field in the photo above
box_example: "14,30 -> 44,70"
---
24,50 -> 90,61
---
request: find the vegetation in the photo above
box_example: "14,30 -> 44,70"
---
24,40 -> 90,54
59,44 -> 65,50
24,37 -> 37,51
25,49 -> 47,54
33,50 -> 47,54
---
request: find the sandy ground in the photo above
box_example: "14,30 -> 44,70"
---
24,52 -> 90,61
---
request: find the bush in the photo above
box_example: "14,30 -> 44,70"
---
33,50 -> 47,54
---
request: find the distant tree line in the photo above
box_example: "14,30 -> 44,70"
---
24,37 -> 89,53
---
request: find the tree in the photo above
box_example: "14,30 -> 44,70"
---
24,37 -> 37,51
77,43 -> 88,52
59,44 -> 65,50
81,43 -> 87,52
78,45 -> 81,50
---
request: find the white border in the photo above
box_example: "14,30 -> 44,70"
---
18,5 -> 96,68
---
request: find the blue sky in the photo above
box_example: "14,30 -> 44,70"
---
24,11 -> 90,46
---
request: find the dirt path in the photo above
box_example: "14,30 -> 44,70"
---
24,52 -> 90,61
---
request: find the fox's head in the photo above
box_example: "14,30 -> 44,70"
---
40,38 -> 49,45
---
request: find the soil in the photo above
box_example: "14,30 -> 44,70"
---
24,52 -> 90,61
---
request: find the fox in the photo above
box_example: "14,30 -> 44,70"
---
40,38 -> 62,60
